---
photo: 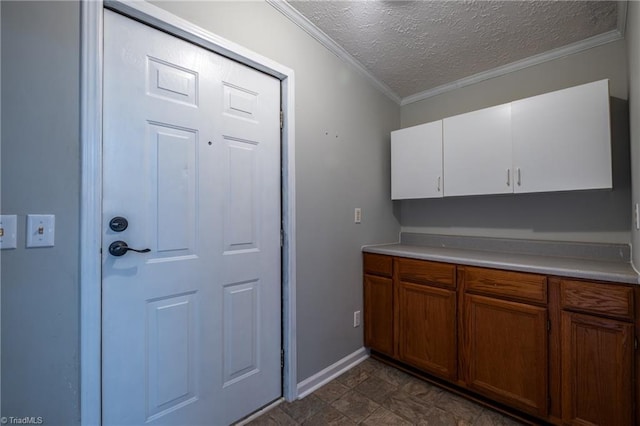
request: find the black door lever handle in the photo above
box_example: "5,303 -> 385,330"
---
109,240 -> 151,257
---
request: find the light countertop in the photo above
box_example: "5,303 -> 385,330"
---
363,242 -> 638,284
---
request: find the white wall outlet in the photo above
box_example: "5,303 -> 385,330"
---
0,215 -> 18,249
353,310 -> 361,327
26,214 -> 55,248
354,208 -> 362,224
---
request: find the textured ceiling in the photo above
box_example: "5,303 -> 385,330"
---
287,1 -> 619,99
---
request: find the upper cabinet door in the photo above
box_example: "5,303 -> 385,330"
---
512,80 -> 612,194
443,104 -> 512,197
391,121 -> 443,200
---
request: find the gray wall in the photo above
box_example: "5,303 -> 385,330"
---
1,1 -> 400,422
1,1 -> 81,424
400,40 -> 631,244
147,1 -> 401,381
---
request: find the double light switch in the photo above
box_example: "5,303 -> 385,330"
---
0,214 -> 56,249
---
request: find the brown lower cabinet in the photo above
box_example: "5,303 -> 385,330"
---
363,253 -> 394,357
363,274 -> 394,356
463,294 -> 548,417
561,312 -> 633,425
363,253 -> 638,425
397,279 -> 457,381
559,278 -> 636,426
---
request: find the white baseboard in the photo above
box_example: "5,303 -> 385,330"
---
296,347 -> 369,399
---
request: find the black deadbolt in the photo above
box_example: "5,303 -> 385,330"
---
109,216 -> 128,232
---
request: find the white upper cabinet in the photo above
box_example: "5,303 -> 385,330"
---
391,120 -> 443,199
511,80 -> 612,194
391,79 -> 612,200
443,103 -> 512,197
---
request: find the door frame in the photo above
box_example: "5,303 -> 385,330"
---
80,1 -> 297,424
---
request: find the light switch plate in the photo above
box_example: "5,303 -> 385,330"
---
0,215 -> 18,249
354,208 -> 362,224
26,214 -> 55,248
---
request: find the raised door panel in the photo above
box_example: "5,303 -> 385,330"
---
443,103 -> 512,197
463,294 -> 548,417
364,274 -> 394,356
561,312 -> 634,426
512,79 -> 611,194
398,281 -> 457,381
391,121 -> 443,199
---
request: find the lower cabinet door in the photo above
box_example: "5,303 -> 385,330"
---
463,294 -> 548,417
561,311 -> 634,426
398,281 -> 457,380
364,274 -> 394,356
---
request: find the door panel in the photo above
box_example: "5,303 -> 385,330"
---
398,281 -> 457,381
463,294 -> 548,417
443,103 -> 512,196
224,140 -> 258,252
153,125 -> 197,254
103,11 -> 281,425
146,293 -> 198,420
223,280 -> 259,385
561,312 -> 634,425
391,120 -> 443,199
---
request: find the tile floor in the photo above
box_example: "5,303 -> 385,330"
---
246,357 -> 525,425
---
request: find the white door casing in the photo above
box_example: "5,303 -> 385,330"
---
102,10 -> 281,425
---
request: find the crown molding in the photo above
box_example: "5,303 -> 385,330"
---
266,0 -> 402,105
267,0 -> 626,108
401,28 -> 624,106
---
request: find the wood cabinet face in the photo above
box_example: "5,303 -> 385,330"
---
364,274 -> 394,356
512,79 -> 611,194
463,266 -> 547,304
391,121 -> 443,200
463,294 -> 548,417
561,311 -> 634,426
363,253 -> 393,277
397,258 -> 456,289
443,103 -> 512,197
560,279 -> 634,321
363,254 -> 635,425
397,281 -> 457,381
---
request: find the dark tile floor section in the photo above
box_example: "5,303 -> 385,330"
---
246,358 -> 525,425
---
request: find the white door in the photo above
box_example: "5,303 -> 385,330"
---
391,121 -> 443,200
443,103 -> 513,197
102,10 -> 282,426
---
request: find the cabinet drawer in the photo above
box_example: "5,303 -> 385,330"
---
560,279 -> 634,321
363,253 -> 393,277
463,266 -> 547,304
397,258 -> 456,288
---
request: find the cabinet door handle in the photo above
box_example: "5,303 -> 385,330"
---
517,168 -> 521,186
507,169 -> 511,186
437,176 -> 441,192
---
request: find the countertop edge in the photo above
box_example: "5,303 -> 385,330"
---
363,244 -> 639,285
